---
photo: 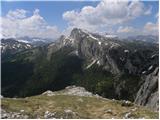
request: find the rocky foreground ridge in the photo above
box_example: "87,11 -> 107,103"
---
1,86 -> 158,119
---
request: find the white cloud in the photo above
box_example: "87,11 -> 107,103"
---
144,6 -> 152,15
117,26 -> 136,33
143,12 -> 159,36
117,20 -> 158,37
1,9 -> 60,39
6,9 -> 28,20
143,22 -> 158,35
128,1 -> 145,18
155,12 -> 159,18
63,0 -> 151,33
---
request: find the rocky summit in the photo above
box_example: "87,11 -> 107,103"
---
42,86 -> 96,97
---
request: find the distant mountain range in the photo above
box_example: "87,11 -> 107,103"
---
1,36 -> 54,46
17,36 -> 54,45
1,37 -> 54,59
1,33 -> 158,47
1,28 -> 159,111
1,38 -> 33,59
127,35 -> 158,44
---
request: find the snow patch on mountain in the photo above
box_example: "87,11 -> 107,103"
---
89,34 -> 98,40
148,65 -> 153,71
98,41 -> 102,45
86,59 -> 97,69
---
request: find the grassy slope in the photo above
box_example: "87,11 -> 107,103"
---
1,94 -> 158,119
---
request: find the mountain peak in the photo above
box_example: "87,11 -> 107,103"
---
70,28 -> 89,38
71,28 -> 89,34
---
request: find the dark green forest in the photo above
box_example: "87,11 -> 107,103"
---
2,46 -> 142,101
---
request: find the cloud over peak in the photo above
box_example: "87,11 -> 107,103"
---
63,0 -> 152,32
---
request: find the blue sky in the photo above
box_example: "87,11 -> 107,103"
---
1,0 -> 159,39
1,1 -> 99,31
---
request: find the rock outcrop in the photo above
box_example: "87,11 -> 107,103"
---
42,86 -> 100,98
135,67 -> 159,111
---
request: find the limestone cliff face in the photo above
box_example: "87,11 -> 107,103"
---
68,28 -> 158,76
135,67 -> 159,111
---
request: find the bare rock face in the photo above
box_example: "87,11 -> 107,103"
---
135,67 -> 159,111
146,91 -> 158,111
42,90 -> 55,96
63,86 -> 94,97
42,86 -> 101,98
68,28 -> 158,76
69,28 -> 122,75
